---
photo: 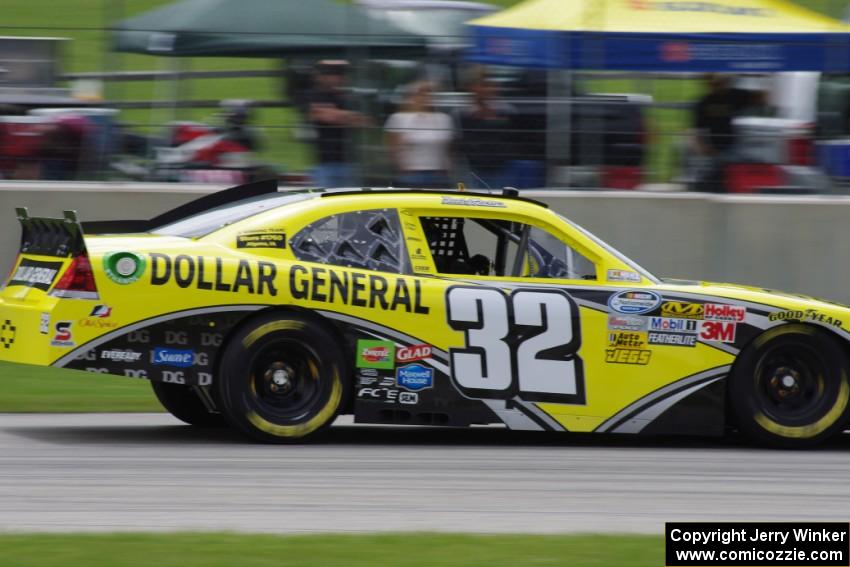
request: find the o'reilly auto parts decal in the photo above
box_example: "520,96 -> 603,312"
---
8,259 -> 64,291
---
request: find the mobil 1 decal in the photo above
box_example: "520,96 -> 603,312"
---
446,286 -> 585,404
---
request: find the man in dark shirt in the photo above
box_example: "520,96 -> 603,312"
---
693,74 -> 751,191
307,60 -> 369,188
458,72 -> 514,189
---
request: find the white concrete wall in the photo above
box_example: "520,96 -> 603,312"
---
2,182 -> 849,304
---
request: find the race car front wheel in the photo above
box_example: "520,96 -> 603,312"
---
150,381 -> 225,427
728,324 -> 850,448
216,312 -> 348,443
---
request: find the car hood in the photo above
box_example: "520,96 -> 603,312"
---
655,278 -> 850,322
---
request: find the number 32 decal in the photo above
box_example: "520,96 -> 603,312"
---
446,287 -> 586,405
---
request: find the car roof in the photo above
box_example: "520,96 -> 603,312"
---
318,187 -> 548,208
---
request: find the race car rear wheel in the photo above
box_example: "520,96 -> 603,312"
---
150,381 -> 225,427
729,324 -> 850,448
216,312 -> 348,443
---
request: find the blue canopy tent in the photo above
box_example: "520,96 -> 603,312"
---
466,0 -> 850,72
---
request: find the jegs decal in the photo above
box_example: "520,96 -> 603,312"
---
446,287 -> 585,404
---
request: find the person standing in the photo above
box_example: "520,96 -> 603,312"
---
384,81 -> 454,188
308,60 -> 370,188
693,74 -> 751,192
458,71 -> 514,189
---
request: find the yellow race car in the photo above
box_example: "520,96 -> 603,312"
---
1,180 -> 848,447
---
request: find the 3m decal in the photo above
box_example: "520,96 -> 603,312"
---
104,252 -> 147,285
396,363 -> 434,391
8,259 -> 63,291
608,290 -> 661,315
700,321 -> 736,343
605,349 -> 652,365
661,301 -> 704,319
648,331 -> 697,347
236,230 -> 286,249
608,331 -> 646,349
0,320 -> 16,349
150,253 -> 278,296
356,339 -> 396,369
50,321 -> 74,347
703,303 -> 746,322
396,344 -> 432,363
290,266 -> 429,314
607,269 -> 641,283
446,287 -> 585,404
768,309 -> 843,328
649,317 -> 699,334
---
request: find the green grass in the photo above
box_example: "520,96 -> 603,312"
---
0,533 -> 661,567
2,0 -> 846,178
0,361 -> 160,413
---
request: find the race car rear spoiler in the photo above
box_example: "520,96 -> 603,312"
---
81,178 -> 280,234
15,208 -> 87,258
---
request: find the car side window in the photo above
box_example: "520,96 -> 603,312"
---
527,227 -> 596,280
419,216 -> 596,280
290,209 -> 408,274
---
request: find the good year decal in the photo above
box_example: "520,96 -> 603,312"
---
445,287 -> 585,404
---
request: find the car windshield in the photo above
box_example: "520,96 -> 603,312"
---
152,192 -> 314,238
555,213 -> 659,284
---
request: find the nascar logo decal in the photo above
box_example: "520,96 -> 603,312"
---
608,290 -> 661,315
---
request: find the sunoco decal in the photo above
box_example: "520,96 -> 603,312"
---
608,290 -> 661,315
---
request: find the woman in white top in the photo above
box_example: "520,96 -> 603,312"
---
384,81 -> 454,188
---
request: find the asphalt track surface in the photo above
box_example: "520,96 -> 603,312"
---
1,413 -> 849,534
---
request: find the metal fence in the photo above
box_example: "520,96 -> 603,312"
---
0,26 -> 846,193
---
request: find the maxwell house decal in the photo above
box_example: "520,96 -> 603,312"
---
396,363 -> 433,391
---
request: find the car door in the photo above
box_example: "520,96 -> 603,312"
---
401,200 -> 733,434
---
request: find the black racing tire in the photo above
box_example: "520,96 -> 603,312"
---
216,311 -> 349,443
728,324 -> 850,448
150,381 -> 226,427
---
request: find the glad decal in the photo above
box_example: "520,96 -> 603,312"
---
396,344 -> 432,363
703,303 -> 745,322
